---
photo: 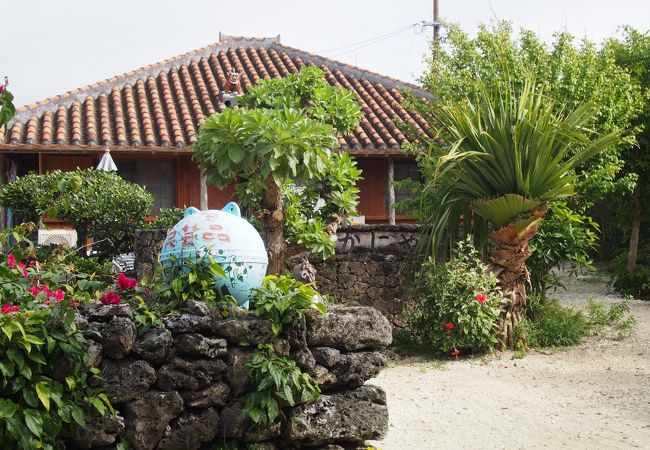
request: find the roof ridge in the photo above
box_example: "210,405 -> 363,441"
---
272,41 -> 431,98
13,35 -> 281,122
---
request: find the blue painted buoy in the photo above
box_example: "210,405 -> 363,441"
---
159,203 -> 268,308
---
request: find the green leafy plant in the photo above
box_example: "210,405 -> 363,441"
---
0,77 -> 16,132
611,250 -> 650,299
158,254 -> 234,309
193,66 -> 363,274
142,207 -> 185,231
528,202 -> 600,295
585,297 -> 636,339
398,237 -> 503,356
0,169 -> 153,259
251,275 -> 326,336
517,296 -> 588,347
242,344 -> 320,427
0,227 -> 110,449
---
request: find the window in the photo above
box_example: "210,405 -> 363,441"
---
118,159 -> 175,212
394,161 -> 422,203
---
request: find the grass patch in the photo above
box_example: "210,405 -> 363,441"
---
517,295 -> 636,349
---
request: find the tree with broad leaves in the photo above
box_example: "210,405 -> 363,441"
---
193,67 -> 363,275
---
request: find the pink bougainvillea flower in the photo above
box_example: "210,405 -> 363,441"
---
54,289 -> 65,302
475,293 -> 487,304
1,303 -> 18,314
43,300 -> 51,307
100,292 -> 122,305
28,260 -> 37,267
117,273 -> 137,291
0,84 -> 5,94
28,285 -> 42,296
7,253 -> 16,268
444,322 -> 454,330
451,348 -> 460,357
18,263 -> 27,277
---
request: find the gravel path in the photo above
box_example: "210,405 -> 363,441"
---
368,270 -> 650,449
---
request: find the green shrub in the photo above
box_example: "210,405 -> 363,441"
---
0,169 -> 153,259
610,251 -> 650,299
518,297 -> 588,347
0,225 -> 110,449
528,202 -> 600,295
142,207 -> 185,231
518,295 -> 637,348
251,275 -> 326,336
585,297 -> 637,339
157,254 -> 234,309
242,344 -> 320,428
399,237 -> 503,356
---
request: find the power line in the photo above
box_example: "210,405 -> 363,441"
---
317,24 -> 416,56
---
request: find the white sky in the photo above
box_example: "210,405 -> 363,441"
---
5,0 -> 650,107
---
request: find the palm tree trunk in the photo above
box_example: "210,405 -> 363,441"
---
260,175 -> 286,276
489,204 -> 548,348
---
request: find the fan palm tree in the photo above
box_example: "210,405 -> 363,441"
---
423,77 -> 620,346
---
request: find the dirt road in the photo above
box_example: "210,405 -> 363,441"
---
368,272 -> 650,449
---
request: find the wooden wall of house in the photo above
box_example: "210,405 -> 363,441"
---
40,155 -> 93,172
29,154 -> 412,224
355,158 -> 388,223
177,156 -> 235,209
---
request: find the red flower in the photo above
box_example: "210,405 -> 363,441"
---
444,322 -> 454,330
29,285 -> 42,296
117,273 -> 137,290
1,303 -> 18,314
451,348 -> 460,357
475,293 -> 487,304
0,84 -> 5,94
7,253 -> 16,268
100,292 -> 122,305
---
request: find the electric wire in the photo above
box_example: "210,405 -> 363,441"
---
316,24 -> 415,54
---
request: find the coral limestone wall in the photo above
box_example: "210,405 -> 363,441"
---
68,302 -> 392,449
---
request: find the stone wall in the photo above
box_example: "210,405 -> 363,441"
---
68,302 -> 392,450
135,225 -> 422,329
304,225 -> 421,328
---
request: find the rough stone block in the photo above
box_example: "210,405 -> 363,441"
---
306,305 -> 392,351
174,333 -> 228,358
98,359 -> 157,404
133,328 -> 173,363
125,390 -> 184,450
285,385 -> 388,445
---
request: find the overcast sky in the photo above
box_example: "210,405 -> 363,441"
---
5,0 -> 649,107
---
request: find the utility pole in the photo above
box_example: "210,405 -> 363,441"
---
433,0 -> 440,41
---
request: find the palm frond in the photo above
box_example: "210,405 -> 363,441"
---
422,74 -> 621,259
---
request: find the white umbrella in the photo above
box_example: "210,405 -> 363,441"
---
96,147 -> 117,172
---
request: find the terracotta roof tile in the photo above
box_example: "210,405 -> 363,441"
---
4,36 -> 432,155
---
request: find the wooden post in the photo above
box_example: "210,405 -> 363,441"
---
387,159 -> 396,225
200,171 -> 208,210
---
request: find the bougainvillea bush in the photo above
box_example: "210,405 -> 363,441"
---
0,224 -> 111,449
399,237 -> 504,356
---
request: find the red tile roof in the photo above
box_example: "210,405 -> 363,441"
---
2,35 -> 431,156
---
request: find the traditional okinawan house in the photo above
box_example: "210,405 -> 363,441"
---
0,34 -> 431,227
